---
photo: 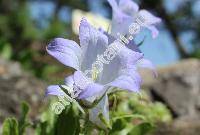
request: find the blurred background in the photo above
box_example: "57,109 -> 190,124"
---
0,0 -> 200,134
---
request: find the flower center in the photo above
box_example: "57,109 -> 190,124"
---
92,67 -> 99,81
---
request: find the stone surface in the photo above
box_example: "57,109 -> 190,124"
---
141,58 -> 200,118
0,58 -> 46,123
154,117 -> 200,135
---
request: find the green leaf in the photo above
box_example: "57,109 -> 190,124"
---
35,121 -> 49,135
18,102 -> 30,134
112,114 -> 146,121
109,119 -> 127,134
53,105 -> 80,135
59,86 -> 85,114
110,114 -> 146,135
35,106 -> 56,135
2,118 -> 19,135
98,113 -> 112,130
83,118 -> 94,135
2,102 -> 31,135
128,122 -> 154,135
0,43 -> 12,59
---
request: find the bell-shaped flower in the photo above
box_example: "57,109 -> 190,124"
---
107,0 -> 161,38
45,18 -> 155,129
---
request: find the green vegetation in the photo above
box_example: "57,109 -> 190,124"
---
2,92 -> 172,134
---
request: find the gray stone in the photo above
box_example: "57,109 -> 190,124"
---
141,59 -> 200,118
154,117 -> 200,135
0,57 -> 46,123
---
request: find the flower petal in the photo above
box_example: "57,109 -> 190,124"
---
45,85 -> 65,96
64,75 -> 74,89
107,0 -> 118,11
119,0 -> 139,15
103,31 -> 141,52
47,38 -> 82,70
73,71 -> 93,90
107,70 -> 142,92
97,42 -> 142,85
89,94 -> 110,129
103,31 -> 116,45
112,47 -> 143,92
78,83 -> 104,99
118,45 -> 144,69
79,18 -> 108,71
147,25 -> 159,38
126,39 -> 142,52
107,0 -> 133,37
111,12 -> 133,37
137,58 -> 157,77
107,0 -> 137,37
138,10 -> 161,26
96,41 -> 123,84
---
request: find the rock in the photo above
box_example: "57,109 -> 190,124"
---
154,117 -> 200,135
0,58 -> 46,123
141,59 -> 200,118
